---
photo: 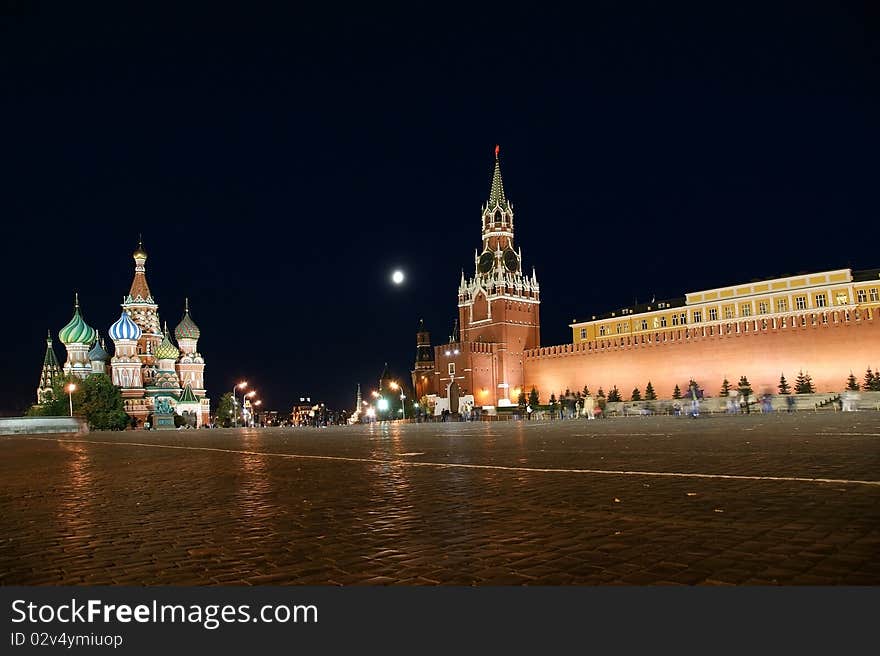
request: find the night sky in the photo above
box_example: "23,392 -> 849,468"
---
1,3 -> 876,414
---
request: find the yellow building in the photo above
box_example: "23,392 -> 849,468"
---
570,268 -> 880,343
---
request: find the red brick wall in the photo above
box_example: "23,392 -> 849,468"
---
525,313 -> 880,399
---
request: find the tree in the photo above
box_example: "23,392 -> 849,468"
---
549,393 -> 558,414
865,368 -> 877,392
76,374 -> 130,430
528,387 -> 540,408
30,374 -> 128,430
216,392 -> 240,427
517,390 -> 527,408
582,385 -> 590,397
672,384 -> 681,400
720,378 -> 731,397
607,386 -> 621,402
795,370 -> 815,394
846,373 -> 860,391
27,374 -> 76,417
631,387 -> 641,401
596,387 -> 605,399
644,381 -> 657,401
778,373 -> 791,395
738,376 -> 753,413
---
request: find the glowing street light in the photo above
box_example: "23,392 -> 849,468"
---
232,381 -> 248,427
243,390 -> 256,426
387,381 -> 406,419
253,399 -> 262,426
66,382 -> 76,417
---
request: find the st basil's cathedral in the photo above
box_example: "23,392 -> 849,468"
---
36,239 -> 210,427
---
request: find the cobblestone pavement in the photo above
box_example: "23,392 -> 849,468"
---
2,413 -> 879,585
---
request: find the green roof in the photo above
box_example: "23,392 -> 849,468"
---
179,383 -> 198,403
59,293 -> 97,346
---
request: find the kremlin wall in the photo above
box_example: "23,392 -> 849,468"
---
413,150 -> 880,412
524,275 -> 880,399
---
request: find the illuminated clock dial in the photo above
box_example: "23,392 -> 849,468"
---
478,251 -> 494,273
503,249 -> 519,272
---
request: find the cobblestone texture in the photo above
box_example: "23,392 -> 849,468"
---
1,413 -> 878,585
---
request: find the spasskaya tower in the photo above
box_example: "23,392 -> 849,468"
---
414,147 -> 541,411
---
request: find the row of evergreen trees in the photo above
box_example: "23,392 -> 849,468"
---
521,367 -> 880,406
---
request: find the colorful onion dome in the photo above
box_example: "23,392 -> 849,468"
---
109,309 -> 142,341
88,334 -> 110,363
174,298 -> 201,340
155,323 -> 180,360
59,293 -> 97,345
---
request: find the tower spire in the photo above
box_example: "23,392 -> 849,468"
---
488,144 -> 507,208
37,331 -> 63,404
129,236 -> 153,302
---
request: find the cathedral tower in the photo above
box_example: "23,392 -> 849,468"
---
59,293 -> 97,378
109,308 -> 146,419
174,298 -> 206,393
88,333 -> 110,375
37,330 -> 63,403
123,238 -> 162,383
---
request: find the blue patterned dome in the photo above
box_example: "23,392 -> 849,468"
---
109,310 -> 142,341
88,336 -> 110,363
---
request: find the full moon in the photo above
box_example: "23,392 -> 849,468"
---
391,270 -> 405,285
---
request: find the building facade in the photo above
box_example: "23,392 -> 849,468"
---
414,150 -> 879,412
47,239 -> 210,427
526,268 -> 880,399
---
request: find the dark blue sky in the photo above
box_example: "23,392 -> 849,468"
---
1,2 -> 876,412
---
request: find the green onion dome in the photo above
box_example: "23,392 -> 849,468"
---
174,298 -> 201,340
155,323 -> 180,361
59,294 -> 97,346
88,335 -> 110,363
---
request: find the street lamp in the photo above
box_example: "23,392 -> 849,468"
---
253,399 -> 262,426
66,383 -> 76,417
232,381 -> 247,427
389,381 -> 406,419
243,390 -> 256,426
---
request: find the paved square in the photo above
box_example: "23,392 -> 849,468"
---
2,413 -> 879,585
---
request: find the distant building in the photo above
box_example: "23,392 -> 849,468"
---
291,397 -> 313,425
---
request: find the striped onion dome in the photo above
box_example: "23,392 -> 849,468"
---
59,294 -> 97,345
174,298 -> 201,340
109,310 -> 142,341
155,324 -> 180,360
88,335 -> 110,363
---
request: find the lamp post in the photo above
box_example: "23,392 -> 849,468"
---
242,391 -> 256,426
66,383 -> 76,417
253,399 -> 262,427
389,381 -> 406,419
232,381 -> 247,427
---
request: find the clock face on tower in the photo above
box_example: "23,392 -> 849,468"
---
503,249 -> 519,272
478,251 -> 494,274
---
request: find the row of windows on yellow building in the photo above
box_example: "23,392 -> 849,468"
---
571,268 -> 880,343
